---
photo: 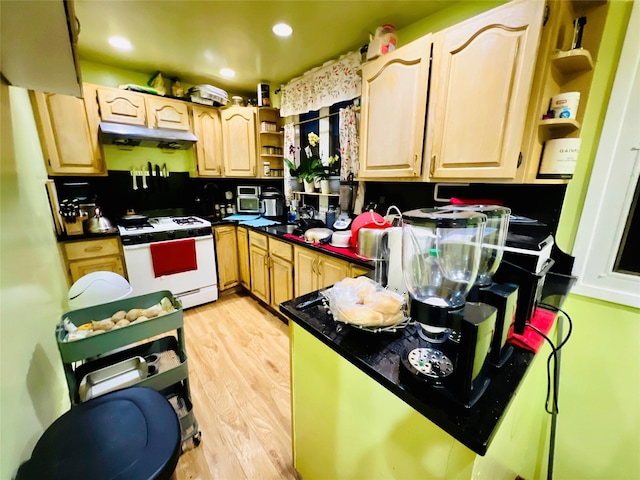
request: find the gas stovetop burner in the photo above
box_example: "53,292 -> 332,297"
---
117,215 -> 212,245
171,216 -> 205,225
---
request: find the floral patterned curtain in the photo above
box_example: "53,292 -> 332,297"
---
338,105 -> 359,180
283,122 -> 296,202
280,51 -> 362,117
339,104 -> 366,214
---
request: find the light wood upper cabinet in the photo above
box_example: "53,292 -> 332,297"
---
426,0 -> 545,180
192,105 -> 224,177
359,34 -> 433,179
96,87 -> 147,126
145,96 -> 190,131
30,84 -> 106,176
221,106 -> 257,177
214,225 -> 239,291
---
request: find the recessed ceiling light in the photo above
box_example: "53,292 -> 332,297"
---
272,23 -> 293,37
220,68 -> 235,78
108,36 -> 132,51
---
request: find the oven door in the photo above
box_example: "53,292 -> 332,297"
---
122,235 -> 217,304
236,195 -> 260,214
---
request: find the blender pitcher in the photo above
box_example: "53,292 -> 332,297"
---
402,208 -> 486,317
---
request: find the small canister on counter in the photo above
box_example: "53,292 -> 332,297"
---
325,205 -> 337,228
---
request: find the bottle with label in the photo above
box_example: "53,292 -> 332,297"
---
325,205 -> 336,228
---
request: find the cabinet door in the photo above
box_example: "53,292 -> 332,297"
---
30,86 -> 105,176
221,106 -> 257,177
270,256 -> 294,310
215,226 -> 239,290
250,244 -> 270,303
294,247 -> 319,297
359,35 -> 433,178
428,0 -> 544,180
350,264 -> 372,278
318,254 -> 349,290
145,97 -> 191,131
192,105 -> 223,176
237,227 -> 250,289
97,87 -> 147,126
69,256 -> 125,284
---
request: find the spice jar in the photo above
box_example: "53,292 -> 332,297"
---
263,162 -> 271,177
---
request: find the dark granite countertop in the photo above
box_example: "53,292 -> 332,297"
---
280,291 -> 539,456
239,222 -> 374,269
57,231 -> 121,242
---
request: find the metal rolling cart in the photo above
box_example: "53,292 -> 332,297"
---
55,290 -> 202,451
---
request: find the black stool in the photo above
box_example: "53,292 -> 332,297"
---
17,387 -> 181,480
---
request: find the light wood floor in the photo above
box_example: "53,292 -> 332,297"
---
172,291 -> 298,480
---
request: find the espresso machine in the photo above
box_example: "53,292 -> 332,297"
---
399,208 -> 497,408
441,205 -> 518,368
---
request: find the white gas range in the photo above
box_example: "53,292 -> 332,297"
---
118,215 -> 218,308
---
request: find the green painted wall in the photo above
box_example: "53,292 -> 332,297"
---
549,2 -> 640,479
554,295 -> 640,479
398,1 -> 505,45
0,82 -> 71,479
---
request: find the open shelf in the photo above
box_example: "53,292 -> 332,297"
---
538,118 -> 581,139
551,49 -> 594,75
293,191 -> 339,197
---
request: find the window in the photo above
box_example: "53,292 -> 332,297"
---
295,100 -> 353,170
572,2 -> 640,308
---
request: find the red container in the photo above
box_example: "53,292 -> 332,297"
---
350,211 -> 391,248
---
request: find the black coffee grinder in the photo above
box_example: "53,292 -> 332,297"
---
399,208 -> 497,408
442,205 -> 518,369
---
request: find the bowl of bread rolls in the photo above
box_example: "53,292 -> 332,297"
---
323,276 -> 409,332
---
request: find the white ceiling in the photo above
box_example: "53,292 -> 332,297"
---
74,0 -> 453,97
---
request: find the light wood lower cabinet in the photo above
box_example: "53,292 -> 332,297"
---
268,238 -> 294,310
249,232 -> 294,309
249,232 -> 271,304
62,237 -> 126,284
294,246 -> 370,297
214,225 -> 239,291
237,227 -> 250,289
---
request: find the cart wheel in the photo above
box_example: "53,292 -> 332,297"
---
194,431 -> 202,447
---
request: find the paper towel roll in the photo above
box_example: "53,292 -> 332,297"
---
386,227 -> 405,293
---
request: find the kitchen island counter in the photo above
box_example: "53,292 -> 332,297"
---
279,286 -> 571,479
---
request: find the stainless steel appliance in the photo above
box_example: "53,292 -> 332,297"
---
259,187 -> 284,220
118,215 -> 218,308
236,186 -> 260,214
399,208 -> 497,408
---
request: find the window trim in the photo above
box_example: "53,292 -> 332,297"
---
571,2 -> 640,309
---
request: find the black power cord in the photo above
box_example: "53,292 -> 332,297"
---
524,303 -> 573,415
525,303 -> 573,480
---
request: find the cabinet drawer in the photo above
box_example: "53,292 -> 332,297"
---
249,231 -> 268,250
269,237 -> 292,262
64,238 -> 121,261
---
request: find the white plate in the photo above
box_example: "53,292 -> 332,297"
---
329,242 -> 350,248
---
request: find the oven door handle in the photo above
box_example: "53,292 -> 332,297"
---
123,235 -> 213,250
123,243 -> 150,251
